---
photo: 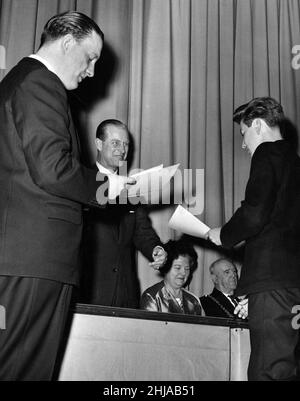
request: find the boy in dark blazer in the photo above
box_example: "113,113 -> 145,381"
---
208,97 -> 300,381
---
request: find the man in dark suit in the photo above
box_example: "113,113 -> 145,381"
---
208,97 -> 300,381
200,258 -> 241,318
0,11 -> 132,381
80,119 -> 167,308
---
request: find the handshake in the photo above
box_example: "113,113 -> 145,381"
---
234,297 -> 248,320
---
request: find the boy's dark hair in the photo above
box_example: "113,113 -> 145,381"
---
233,97 -> 284,128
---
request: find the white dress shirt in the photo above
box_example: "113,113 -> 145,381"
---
29,54 -> 58,77
96,161 -> 128,201
223,293 -> 238,307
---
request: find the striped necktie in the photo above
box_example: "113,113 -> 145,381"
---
228,295 -> 239,306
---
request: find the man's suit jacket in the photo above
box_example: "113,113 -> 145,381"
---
221,140 -> 300,295
80,202 -> 162,308
0,57 -> 100,285
200,288 -> 236,318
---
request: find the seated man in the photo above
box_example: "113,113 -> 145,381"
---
140,239 -> 203,315
200,258 -> 245,319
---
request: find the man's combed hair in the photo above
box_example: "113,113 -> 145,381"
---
96,119 -> 128,141
233,97 -> 284,127
40,11 -> 104,47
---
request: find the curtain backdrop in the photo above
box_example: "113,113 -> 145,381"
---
1,0 -> 300,300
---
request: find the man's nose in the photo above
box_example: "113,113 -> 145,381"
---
242,140 -> 246,149
86,64 -> 95,78
117,143 -> 126,154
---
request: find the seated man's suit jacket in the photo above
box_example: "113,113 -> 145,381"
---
0,57 -> 100,285
200,288 -> 236,318
80,202 -> 162,308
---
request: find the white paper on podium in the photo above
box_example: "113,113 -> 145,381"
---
127,163 -> 180,198
168,205 -> 210,238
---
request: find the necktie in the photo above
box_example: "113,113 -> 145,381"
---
228,295 -> 239,307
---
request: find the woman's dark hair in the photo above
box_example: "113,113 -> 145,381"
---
159,239 -> 198,276
40,11 -> 104,47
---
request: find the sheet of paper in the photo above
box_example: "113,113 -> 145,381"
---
160,163 -> 180,180
127,163 -> 180,199
107,174 -> 129,200
104,165 -> 163,200
130,164 -> 163,178
168,205 -> 210,238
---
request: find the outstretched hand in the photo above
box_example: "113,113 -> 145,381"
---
206,227 -> 222,246
234,297 -> 248,319
149,246 -> 167,270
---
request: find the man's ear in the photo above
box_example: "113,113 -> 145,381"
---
252,118 -> 262,134
211,273 -> 218,285
95,138 -> 103,152
61,34 -> 76,54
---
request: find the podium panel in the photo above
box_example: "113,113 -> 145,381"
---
58,305 -> 250,381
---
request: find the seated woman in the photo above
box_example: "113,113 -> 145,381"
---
140,239 -> 202,315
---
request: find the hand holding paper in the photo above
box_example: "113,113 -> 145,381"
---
168,205 -> 210,239
207,227 -> 222,246
107,174 -> 136,200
